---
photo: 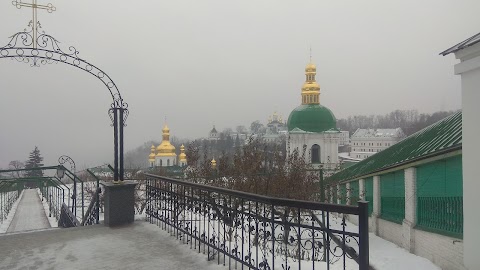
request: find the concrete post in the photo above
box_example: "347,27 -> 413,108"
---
337,184 -> 341,204
102,181 -> 138,227
403,167 -> 416,252
372,175 -> 381,235
346,182 -> 351,205
359,178 -> 365,200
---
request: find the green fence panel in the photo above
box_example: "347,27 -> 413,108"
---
349,181 -> 359,205
416,155 -> 463,237
380,170 -> 405,223
364,177 -> 373,216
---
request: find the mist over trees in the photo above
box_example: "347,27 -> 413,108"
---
337,110 -> 457,136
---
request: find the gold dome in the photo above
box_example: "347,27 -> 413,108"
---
302,81 -> 320,91
156,124 -> 177,157
301,61 -> 320,105
179,144 -> 187,162
148,145 -> 156,161
211,158 -> 217,168
305,63 -> 316,72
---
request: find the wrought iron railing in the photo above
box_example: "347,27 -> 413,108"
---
0,190 -> 20,223
145,174 -> 370,270
417,196 -> 463,238
380,197 -> 405,223
40,185 -> 63,220
58,203 -> 80,228
81,187 -> 101,226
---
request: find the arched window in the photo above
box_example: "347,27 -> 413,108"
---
167,159 -> 170,166
311,144 -> 320,164
160,160 -> 163,166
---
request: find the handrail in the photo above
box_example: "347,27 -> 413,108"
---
58,203 -> 80,228
81,187 -> 101,226
145,173 -> 360,214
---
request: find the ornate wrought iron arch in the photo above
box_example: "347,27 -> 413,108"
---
1,24 -> 128,181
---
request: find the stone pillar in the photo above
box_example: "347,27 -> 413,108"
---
336,184 -> 341,204
330,186 -> 334,203
372,175 -> 381,235
346,182 -> 351,205
359,179 -> 365,200
102,181 -> 138,227
403,167 -> 416,252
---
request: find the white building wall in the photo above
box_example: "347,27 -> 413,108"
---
288,132 -> 340,170
453,41 -> 480,270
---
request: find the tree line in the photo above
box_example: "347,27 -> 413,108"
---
337,109 -> 457,136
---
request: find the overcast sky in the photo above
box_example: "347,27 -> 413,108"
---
0,0 -> 478,169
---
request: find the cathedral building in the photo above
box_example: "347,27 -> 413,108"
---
148,124 -> 181,167
263,111 -> 287,143
287,62 -> 340,170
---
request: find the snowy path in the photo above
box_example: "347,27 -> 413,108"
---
0,222 -> 225,270
6,189 -> 50,233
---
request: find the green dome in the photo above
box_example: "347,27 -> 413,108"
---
287,104 -> 336,132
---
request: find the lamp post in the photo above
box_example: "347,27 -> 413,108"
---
58,155 -> 76,215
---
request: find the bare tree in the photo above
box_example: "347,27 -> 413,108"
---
8,160 -> 25,178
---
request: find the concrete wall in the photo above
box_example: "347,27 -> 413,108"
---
414,229 -> 466,270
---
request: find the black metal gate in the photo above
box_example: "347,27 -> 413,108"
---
145,173 -> 369,270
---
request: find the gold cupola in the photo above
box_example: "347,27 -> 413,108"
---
179,144 -> 187,164
301,62 -> 320,105
148,145 -> 156,162
156,124 -> 177,157
211,158 -> 217,169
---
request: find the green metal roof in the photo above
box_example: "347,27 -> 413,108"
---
328,111 -> 462,182
287,104 -> 336,133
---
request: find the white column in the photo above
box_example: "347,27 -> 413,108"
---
454,45 -> 480,269
403,167 -> 416,252
330,186 -> 334,204
359,179 -> 365,200
336,184 -> 341,204
346,182 -> 351,205
372,175 -> 381,235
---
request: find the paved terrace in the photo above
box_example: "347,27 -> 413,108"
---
0,222 -> 224,270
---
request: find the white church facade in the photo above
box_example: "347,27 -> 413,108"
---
287,62 -> 340,171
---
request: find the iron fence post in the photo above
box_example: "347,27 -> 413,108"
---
119,108 -> 124,181
358,201 -> 369,270
113,109 -> 119,181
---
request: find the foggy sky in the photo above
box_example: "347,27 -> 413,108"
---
0,0 -> 478,169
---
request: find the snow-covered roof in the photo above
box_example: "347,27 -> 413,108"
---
351,128 -> 404,138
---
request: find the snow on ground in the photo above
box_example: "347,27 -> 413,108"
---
320,214 -> 440,270
0,190 -> 24,234
37,189 -> 59,228
5,189 -> 50,233
369,233 -> 440,270
0,222 -> 226,270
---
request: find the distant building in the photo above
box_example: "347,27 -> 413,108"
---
148,124 -> 180,167
263,111 -> 287,143
208,126 -> 220,141
338,130 -> 350,146
349,128 -> 405,160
